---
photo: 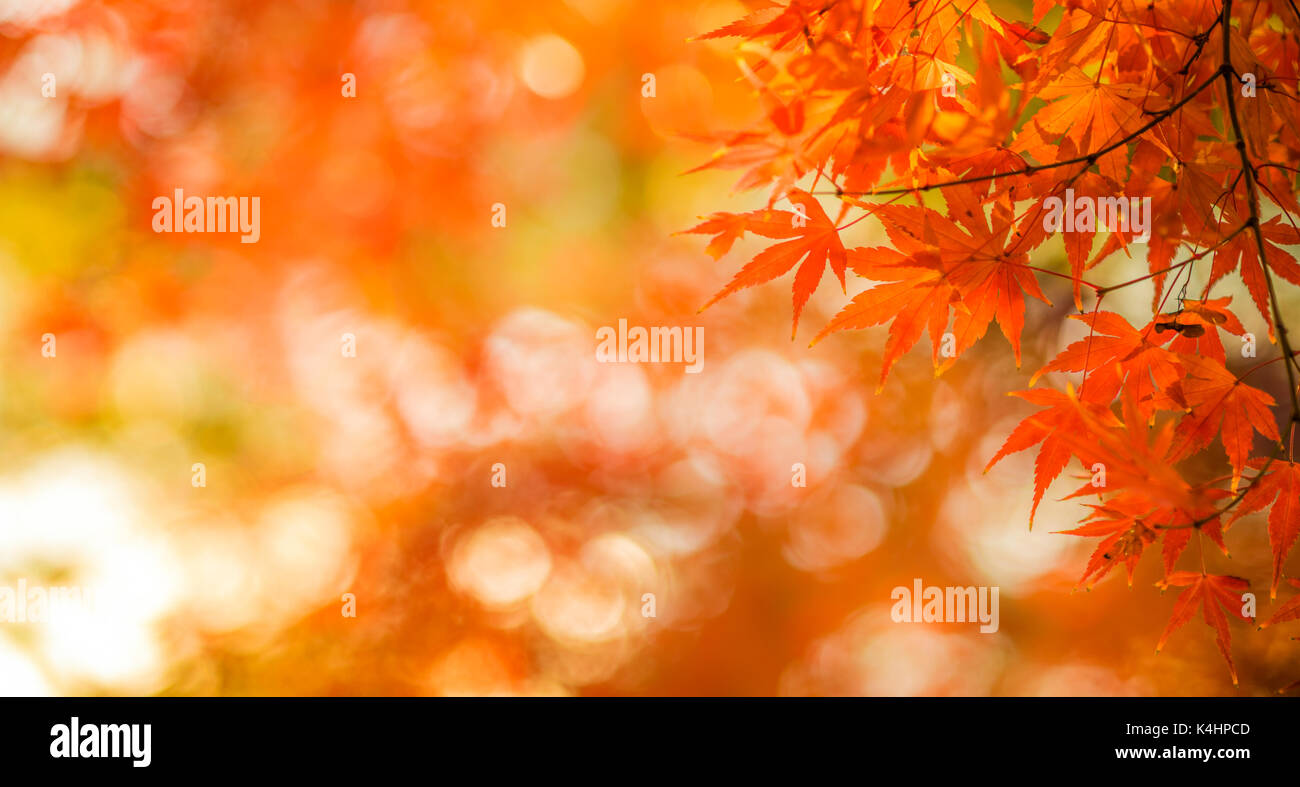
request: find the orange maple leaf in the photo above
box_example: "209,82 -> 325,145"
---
1261,578 -> 1300,629
689,190 -> 848,338
871,189 -> 1051,367
1168,355 -> 1281,492
1059,496 -> 1159,588
1156,572 -> 1252,686
985,387 -> 1119,527
1229,459 -> 1300,599
1033,312 -> 1184,416
1032,66 -> 1159,182
1208,216 -> 1300,340
811,248 -> 958,390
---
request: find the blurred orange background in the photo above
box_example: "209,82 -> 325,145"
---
0,0 -> 1297,696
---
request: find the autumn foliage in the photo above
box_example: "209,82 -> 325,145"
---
685,0 -> 1300,687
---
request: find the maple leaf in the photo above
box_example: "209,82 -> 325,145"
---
985,387 -> 1120,527
682,124 -> 830,196
1156,572 -> 1252,686
1027,8 -> 1114,88
694,4 -> 787,41
690,190 -> 848,338
1033,66 -> 1159,182
1059,496 -> 1159,588
1033,312 -> 1185,417
1061,485 -> 1231,580
811,248 -> 959,390
871,188 -> 1051,368
682,209 -> 801,260
925,34 -> 1021,159
1229,459 -> 1300,599
1053,378 -> 1196,512
1209,216 -> 1300,338
1167,354 -> 1281,492
1261,578 -> 1300,629
939,193 -> 1052,371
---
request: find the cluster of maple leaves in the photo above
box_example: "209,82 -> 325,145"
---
683,0 -> 1300,687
